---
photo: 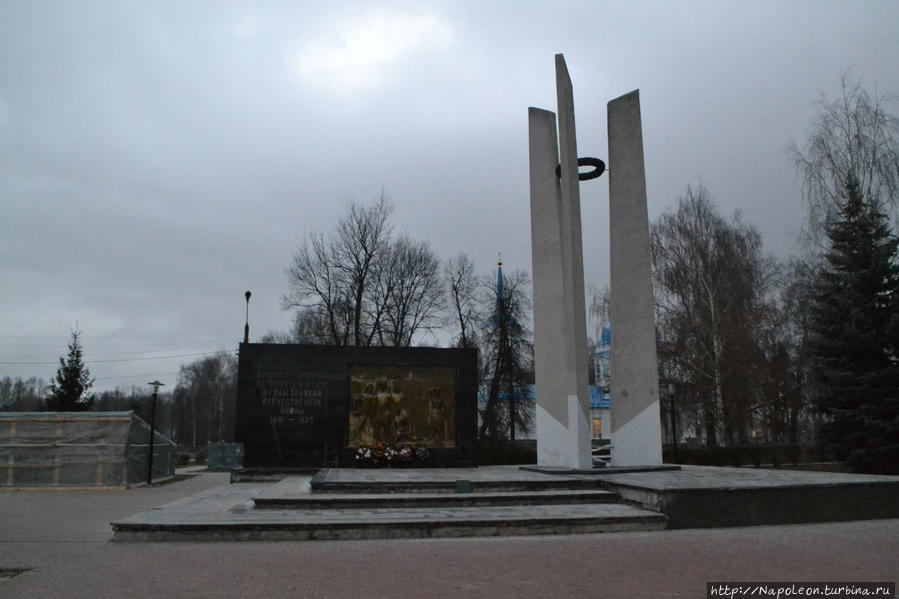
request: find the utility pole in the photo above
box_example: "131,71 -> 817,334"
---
146,380 -> 164,485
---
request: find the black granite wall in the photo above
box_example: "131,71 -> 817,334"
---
235,344 -> 479,468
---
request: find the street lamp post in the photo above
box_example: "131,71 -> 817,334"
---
146,380 -> 164,485
244,291 -> 252,344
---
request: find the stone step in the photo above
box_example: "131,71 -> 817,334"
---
112,502 -> 667,542
311,476 -> 608,495
254,487 -> 622,509
230,468 -> 319,483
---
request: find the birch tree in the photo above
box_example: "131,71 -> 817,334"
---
790,72 -> 899,243
652,184 -> 778,446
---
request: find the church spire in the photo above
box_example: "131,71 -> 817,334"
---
496,252 -> 504,304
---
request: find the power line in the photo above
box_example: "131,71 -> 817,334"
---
0,339 -> 236,349
0,351 -> 221,366
93,372 -> 180,381
0,332 -> 236,339
0,345 -> 234,361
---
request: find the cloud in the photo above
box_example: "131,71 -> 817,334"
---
291,10 -> 453,96
2,1 -> 898,390
227,10 -> 270,40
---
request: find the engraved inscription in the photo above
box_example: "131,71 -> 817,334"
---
255,367 -> 328,427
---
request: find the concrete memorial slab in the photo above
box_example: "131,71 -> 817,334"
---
235,344 -> 478,468
528,55 -> 591,469
529,54 -> 662,468
607,91 -> 663,467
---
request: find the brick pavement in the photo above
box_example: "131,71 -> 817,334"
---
1,471 -> 897,599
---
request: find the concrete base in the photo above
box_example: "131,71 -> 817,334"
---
112,506 -> 667,542
533,400 -> 591,470
111,467 -> 666,541
594,465 -> 899,528
610,400 -> 663,467
110,465 -> 899,542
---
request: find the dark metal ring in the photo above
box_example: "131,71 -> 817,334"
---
555,157 -> 606,181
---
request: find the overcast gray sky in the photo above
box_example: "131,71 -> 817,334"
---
2,1 -> 897,391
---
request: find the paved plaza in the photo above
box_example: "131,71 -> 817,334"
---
1,470 -> 897,598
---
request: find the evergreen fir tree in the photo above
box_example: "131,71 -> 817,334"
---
45,329 -> 94,411
809,175 -> 899,473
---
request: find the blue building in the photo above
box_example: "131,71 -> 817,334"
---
590,324 -> 612,439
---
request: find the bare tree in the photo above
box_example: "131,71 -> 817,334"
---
444,253 -> 480,349
290,306 -> 341,344
283,195 -> 447,348
172,352 -> 237,445
378,236 -> 444,347
335,196 -> 394,345
284,230 -> 351,344
769,258 -> 819,446
257,329 -> 293,344
652,184 -> 779,447
283,195 -> 393,346
94,386 -> 176,440
0,376 -> 46,411
790,72 -> 899,242
587,284 -> 610,341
